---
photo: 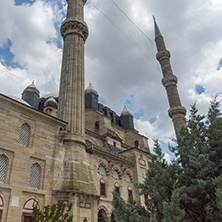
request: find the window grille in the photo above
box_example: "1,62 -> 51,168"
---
29,163 -> 41,189
113,170 -> 119,179
18,123 -> 31,147
99,166 -> 106,176
0,154 -> 8,183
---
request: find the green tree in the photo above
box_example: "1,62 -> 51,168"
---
32,202 -> 73,222
112,98 -> 222,221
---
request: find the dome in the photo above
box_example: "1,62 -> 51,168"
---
85,82 -> 98,96
22,81 -> 40,96
121,105 -> 133,116
44,97 -> 58,109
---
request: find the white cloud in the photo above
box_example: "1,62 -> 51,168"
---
0,0 -> 222,157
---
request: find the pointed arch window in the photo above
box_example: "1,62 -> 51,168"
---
125,174 -> 131,183
18,123 -> 31,147
99,166 -> 106,176
113,170 -> 119,180
0,154 -> 8,183
114,182 -> 120,195
100,179 -> 106,197
29,163 -> 41,189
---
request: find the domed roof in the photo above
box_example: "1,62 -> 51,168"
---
44,96 -> 58,109
121,105 -> 133,116
85,82 -> 98,96
23,81 -> 40,96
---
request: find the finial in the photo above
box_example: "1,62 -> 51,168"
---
124,104 -> 126,108
89,81 -> 91,86
32,80 -> 34,85
153,15 -> 155,21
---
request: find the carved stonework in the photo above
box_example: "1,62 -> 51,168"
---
156,50 -> 171,62
61,18 -> 88,41
162,75 -> 178,87
168,106 -> 187,118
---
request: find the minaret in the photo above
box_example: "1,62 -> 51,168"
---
58,0 -> 88,144
153,16 -> 186,139
57,0 -> 96,194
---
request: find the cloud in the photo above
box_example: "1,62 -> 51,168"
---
0,0 -> 64,96
0,0 -> 222,157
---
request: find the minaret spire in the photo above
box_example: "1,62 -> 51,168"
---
154,17 -> 186,139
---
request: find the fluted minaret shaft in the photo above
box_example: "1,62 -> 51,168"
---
154,17 -> 186,139
58,0 -> 88,144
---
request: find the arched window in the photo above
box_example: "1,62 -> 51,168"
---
22,198 -> 39,222
99,166 -> 106,176
0,195 -> 4,222
95,121 -> 100,130
114,182 -> 120,195
98,209 -> 108,222
113,170 -> 119,180
128,186 -> 133,199
134,140 -> 139,147
29,163 -> 41,189
125,174 -> 131,183
18,123 -> 31,147
0,154 -> 8,183
100,179 -> 106,197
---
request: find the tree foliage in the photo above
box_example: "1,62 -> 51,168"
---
32,202 -> 73,222
112,98 -> 222,221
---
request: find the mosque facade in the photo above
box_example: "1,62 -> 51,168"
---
0,1 -> 186,222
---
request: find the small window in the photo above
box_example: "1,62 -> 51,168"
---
114,183 -> 120,195
134,140 -> 139,147
99,166 -> 106,176
46,108 -> 52,114
95,121 -> 99,130
29,163 -> 41,189
128,189 -> 133,199
18,123 -> 31,147
113,141 -> 116,147
125,174 -> 131,183
0,154 -> 8,183
142,171 -> 146,180
100,180 -> 106,197
113,170 -> 119,180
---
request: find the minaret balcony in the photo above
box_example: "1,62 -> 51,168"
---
61,17 -> 88,40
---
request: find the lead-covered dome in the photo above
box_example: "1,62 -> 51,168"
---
22,81 -> 40,96
44,97 -> 58,109
121,105 -> 133,116
85,82 -> 98,96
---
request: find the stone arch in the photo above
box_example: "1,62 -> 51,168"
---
98,163 -> 109,176
124,170 -> 133,183
21,198 -> 39,222
111,167 -> 121,180
98,205 -> 109,222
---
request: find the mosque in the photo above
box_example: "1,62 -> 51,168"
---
0,1 -> 186,222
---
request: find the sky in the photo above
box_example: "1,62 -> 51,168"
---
1,0 -> 222,162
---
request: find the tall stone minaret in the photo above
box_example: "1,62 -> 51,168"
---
58,0 -> 88,145
57,0 -> 96,195
153,16 -> 186,139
